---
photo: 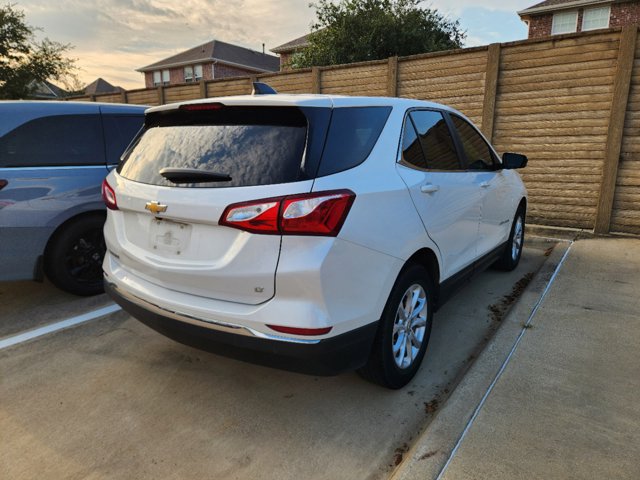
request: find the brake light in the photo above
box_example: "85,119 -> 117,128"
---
219,190 -> 355,236
0,179 -> 7,191
266,325 -> 332,336
179,103 -> 224,111
101,179 -> 118,210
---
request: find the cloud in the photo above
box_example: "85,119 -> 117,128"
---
19,0 -> 533,90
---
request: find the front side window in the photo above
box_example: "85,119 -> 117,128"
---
184,66 -> 193,82
401,110 -> 461,171
450,115 -> 495,170
582,6 -> 610,31
552,11 -> 578,35
0,115 -> 104,167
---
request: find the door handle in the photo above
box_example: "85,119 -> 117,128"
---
480,182 -> 490,188
420,184 -> 440,194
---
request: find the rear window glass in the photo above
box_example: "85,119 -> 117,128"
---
118,107 -> 308,188
317,107 -> 392,177
0,115 -> 104,168
117,105 -> 391,188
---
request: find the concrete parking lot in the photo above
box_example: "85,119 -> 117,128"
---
1,239 -> 556,480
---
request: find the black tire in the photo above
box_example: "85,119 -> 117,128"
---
493,207 -> 525,272
44,213 -> 107,296
358,264 -> 434,389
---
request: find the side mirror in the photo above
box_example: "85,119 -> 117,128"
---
502,152 -> 528,169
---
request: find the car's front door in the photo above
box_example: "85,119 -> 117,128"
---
449,114 -> 513,257
395,109 -> 482,281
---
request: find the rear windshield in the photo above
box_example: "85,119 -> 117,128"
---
117,105 -> 391,188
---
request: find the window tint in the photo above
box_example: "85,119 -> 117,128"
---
102,115 -> 144,164
450,115 -> 495,170
401,118 -> 426,169
316,107 -> 391,177
408,110 -> 461,170
0,115 -> 104,168
118,107 -> 308,188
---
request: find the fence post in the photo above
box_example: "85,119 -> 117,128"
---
157,86 -> 165,105
120,90 -> 128,104
199,79 -> 207,99
312,67 -> 321,93
481,43 -> 501,142
387,56 -> 398,97
594,25 -> 638,234
89,94 -> 96,102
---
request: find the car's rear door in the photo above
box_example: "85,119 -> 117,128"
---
0,104 -> 105,281
395,109 -> 482,280
106,103 -> 331,305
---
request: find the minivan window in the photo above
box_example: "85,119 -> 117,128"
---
0,115 -> 104,168
316,107 -> 392,177
118,107 -> 308,188
102,115 -> 144,164
406,110 -> 461,171
450,115 -> 495,170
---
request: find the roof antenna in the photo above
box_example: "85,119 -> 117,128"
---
252,82 -> 277,95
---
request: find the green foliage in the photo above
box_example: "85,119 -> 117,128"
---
291,0 -> 466,69
0,3 -> 77,99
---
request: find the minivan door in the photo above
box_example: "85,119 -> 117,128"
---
395,110 -> 482,281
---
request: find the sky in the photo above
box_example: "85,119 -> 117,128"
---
18,0 -> 534,90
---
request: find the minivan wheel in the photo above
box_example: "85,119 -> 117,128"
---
44,213 -> 107,296
358,264 -> 434,389
493,208 -> 525,272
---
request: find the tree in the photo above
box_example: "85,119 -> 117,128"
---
0,3 -> 77,99
292,0 -> 465,69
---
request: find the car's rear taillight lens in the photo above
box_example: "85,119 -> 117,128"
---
266,324 -> 332,336
0,179 -> 7,191
219,197 -> 281,234
101,179 -> 118,210
219,190 -> 355,236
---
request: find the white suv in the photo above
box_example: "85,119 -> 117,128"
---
102,89 -> 527,389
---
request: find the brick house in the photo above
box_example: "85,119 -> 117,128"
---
138,40 -> 280,88
271,33 -> 311,71
518,0 -> 640,39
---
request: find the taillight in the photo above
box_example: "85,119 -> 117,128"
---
266,325 -> 332,336
0,179 -> 7,191
179,103 -> 224,111
219,190 -> 355,236
101,179 -> 118,210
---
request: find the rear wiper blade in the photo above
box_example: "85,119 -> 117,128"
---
159,167 -> 231,184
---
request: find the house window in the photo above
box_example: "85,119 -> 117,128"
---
194,64 -> 203,81
184,66 -> 193,82
162,69 -> 170,85
153,71 -> 161,86
582,6 -> 610,31
551,11 -> 578,35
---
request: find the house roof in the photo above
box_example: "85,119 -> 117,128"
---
84,78 -> 122,95
138,40 -> 279,73
518,0 -> 614,16
28,80 -> 67,99
271,33 -> 311,54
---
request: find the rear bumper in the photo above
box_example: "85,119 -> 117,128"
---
105,280 -> 378,376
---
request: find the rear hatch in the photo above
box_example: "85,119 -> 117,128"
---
109,103 -> 332,305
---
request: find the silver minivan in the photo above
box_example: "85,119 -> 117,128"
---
0,101 -> 145,295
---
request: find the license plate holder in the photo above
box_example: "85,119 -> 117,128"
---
150,218 -> 191,255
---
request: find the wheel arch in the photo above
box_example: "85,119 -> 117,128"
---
43,210 -> 107,267
404,248 -> 442,308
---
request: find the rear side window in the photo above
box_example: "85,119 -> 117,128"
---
450,115 -> 495,170
118,107 -> 308,188
102,115 -> 144,164
401,110 -> 461,171
0,115 -> 104,168
316,107 -> 392,177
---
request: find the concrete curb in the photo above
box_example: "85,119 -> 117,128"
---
390,237 -> 571,480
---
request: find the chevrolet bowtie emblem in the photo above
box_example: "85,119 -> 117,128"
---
145,201 -> 167,215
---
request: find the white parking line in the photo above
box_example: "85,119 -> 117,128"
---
0,304 -> 122,351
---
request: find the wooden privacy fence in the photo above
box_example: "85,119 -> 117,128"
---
72,25 -> 640,235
